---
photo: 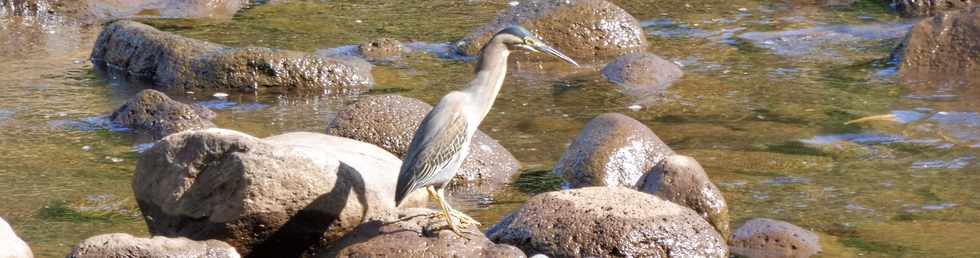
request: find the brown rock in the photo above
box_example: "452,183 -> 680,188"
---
601,52 -> 684,96
641,154 -> 731,241
358,38 -> 403,60
109,89 -> 215,140
320,208 -> 525,258
66,233 -> 238,258
896,6 -> 980,85
553,113 -> 673,188
730,218 -> 821,258
457,0 -> 647,61
133,129 -> 425,257
91,20 -> 373,95
892,0 -> 976,17
487,187 -> 728,257
327,95 -> 520,190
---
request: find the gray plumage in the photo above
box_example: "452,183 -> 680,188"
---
392,25 -> 577,234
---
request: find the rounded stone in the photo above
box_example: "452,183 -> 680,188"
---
358,38 -> 403,60
553,113 -> 674,188
457,0 -> 648,61
896,6 -> 980,85
730,218 -> 822,258
66,233 -> 239,258
110,89 -> 215,140
487,187 -> 728,257
640,154 -> 731,241
601,52 -> 684,95
318,208 -> 525,258
0,217 -> 33,258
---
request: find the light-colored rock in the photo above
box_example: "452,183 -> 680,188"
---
554,113 -> 673,188
641,154 -> 731,241
66,233 -> 238,258
730,218 -> 821,258
358,38 -> 403,60
319,208 -> 525,258
133,128 -> 424,257
487,187 -> 728,257
0,217 -> 33,258
457,0 -> 647,61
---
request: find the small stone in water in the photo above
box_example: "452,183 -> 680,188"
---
81,145 -> 93,152
213,92 -> 229,99
627,105 -> 642,112
355,20 -> 363,23
508,1 -> 519,6
738,7 -> 748,12
105,156 -> 124,163
185,91 -> 194,95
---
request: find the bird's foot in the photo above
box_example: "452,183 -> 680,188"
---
449,208 -> 481,226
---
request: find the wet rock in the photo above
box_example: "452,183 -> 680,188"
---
892,0 -> 976,17
601,52 -> 683,95
641,154 -> 731,242
487,187 -> 728,257
133,128 -> 426,257
895,6 -> 980,84
0,217 -> 33,258
109,89 -> 215,140
457,0 -> 647,61
553,113 -> 673,188
1,0 -> 250,23
318,208 -> 525,258
738,23 -> 912,61
91,20 -> 373,95
358,38 -> 403,60
327,95 -> 520,189
66,233 -> 238,258
730,218 -> 821,258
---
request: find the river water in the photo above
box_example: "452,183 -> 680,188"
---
1,0 -> 978,257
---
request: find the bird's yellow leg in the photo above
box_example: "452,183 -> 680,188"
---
437,188 -> 481,226
427,186 -> 463,235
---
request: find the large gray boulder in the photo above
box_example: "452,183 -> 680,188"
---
896,6 -> 980,84
319,208 -> 525,258
554,113 -> 673,188
457,0 -> 647,61
66,233 -> 239,258
601,52 -> 684,96
91,20 -> 373,95
891,0 -> 976,17
133,129 -> 425,257
327,95 -> 520,190
110,89 -> 215,140
487,187 -> 728,257
0,217 -> 32,258
730,218 -> 821,258
641,154 -> 731,241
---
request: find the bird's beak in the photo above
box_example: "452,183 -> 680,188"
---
532,43 -> 579,67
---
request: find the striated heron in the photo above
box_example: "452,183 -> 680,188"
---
394,26 -> 578,235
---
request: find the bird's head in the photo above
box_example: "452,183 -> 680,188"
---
494,26 -> 579,66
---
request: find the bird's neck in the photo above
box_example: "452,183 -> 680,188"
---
464,40 -> 510,121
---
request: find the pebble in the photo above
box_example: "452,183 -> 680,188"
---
81,145 -> 93,152
105,156 -> 124,163
627,104 -> 642,112
213,92 -> 229,99
738,7 -> 748,12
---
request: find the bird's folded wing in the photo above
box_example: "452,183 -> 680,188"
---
397,93 -> 470,195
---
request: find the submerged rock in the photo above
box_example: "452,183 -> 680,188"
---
553,113 -> 673,188
0,217 -> 33,258
487,187 -> 728,257
327,95 -> 520,190
133,129 -> 425,257
358,38 -> 403,60
457,0 -> 647,61
892,0 -> 976,17
1,0 -> 251,23
730,218 -> 821,258
601,52 -> 683,95
319,208 -> 525,258
896,6 -> 980,84
641,154 -> 731,241
109,89 -> 215,140
66,233 -> 238,258
91,20 -> 373,95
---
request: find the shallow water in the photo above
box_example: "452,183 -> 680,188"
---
1,0 -> 979,257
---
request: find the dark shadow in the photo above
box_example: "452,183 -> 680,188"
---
246,162 -> 368,258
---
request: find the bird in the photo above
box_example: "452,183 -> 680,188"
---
394,26 -> 578,235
